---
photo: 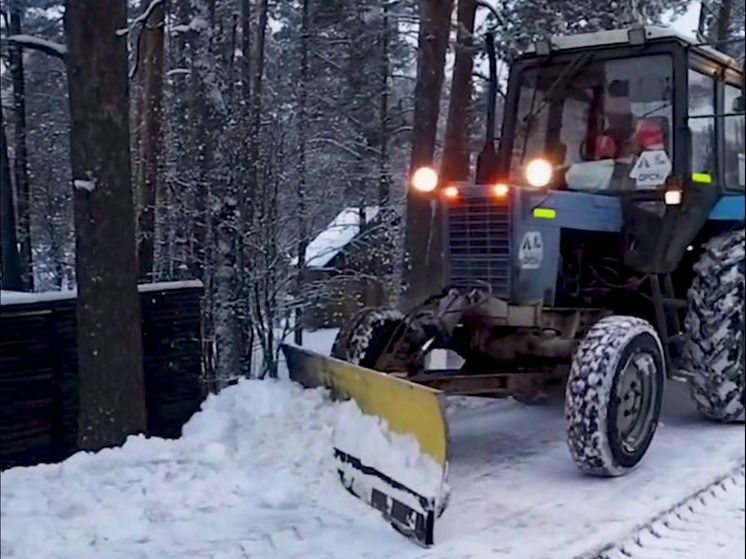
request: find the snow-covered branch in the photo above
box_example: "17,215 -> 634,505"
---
169,17 -> 209,36
117,0 -> 165,79
116,0 -> 164,37
166,68 -> 191,77
4,35 -> 66,59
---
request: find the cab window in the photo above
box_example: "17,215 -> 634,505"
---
688,69 -> 716,181
511,54 -> 674,192
724,83 -> 745,190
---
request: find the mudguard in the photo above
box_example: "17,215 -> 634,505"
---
280,343 -> 449,547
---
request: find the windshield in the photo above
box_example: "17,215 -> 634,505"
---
510,54 -> 674,192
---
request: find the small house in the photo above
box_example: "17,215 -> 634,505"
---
300,206 -> 397,329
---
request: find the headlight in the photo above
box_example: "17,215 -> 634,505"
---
443,185 -> 459,199
664,189 -> 682,205
525,158 -> 553,187
411,166 -> 438,192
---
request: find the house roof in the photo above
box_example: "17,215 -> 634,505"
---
300,206 -> 380,269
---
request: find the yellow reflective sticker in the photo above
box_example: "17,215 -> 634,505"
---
533,208 -> 557,219
692,173 -> 713,184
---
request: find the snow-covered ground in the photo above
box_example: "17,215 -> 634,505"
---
592,468 -> 744,559
1,330 -> 743,559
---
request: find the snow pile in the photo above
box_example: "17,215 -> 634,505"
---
334,400 -> 447,502
0,378 -> 448,559
0,380 -> 374,559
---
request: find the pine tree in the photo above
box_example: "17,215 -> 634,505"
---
64,0 -> 147,450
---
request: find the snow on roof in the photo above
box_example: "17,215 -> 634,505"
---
524,26 -> 741,70
0,280 -> 204,307
300,206 -> 380,269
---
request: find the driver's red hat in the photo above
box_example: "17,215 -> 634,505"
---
635,119 -> 665,149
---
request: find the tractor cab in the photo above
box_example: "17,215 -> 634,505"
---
419,26 -> 745,307
478,27 -> 745,276
429,27 -> 744,367
487,26 -> 744,198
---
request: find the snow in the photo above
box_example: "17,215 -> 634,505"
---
139,280 -> 204,293
1,326 -> 743,558
1,280 -> 203,306
116,0 -> 164,36
170,17 -> 210,35
73,179 -> 95,192
1,373 -> 742,559
334,399 -> 447,502
590,467 -> 745,559
297,206 -> 380,269
6,34 -> 67,57
0,379 -> 377,559
522,24 -> 738,69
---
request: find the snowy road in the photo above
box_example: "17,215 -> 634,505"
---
593,467 -> 744,559
423,382 -> 744,559
1,330 -> 743,559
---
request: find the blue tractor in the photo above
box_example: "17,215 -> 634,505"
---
330,26 -> 745,478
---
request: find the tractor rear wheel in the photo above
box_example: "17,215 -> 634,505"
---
331,308 -> 405,369
565,316 -> 665,477
682,228 -> 745,423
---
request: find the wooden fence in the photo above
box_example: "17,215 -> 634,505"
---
0,281 -> 206,470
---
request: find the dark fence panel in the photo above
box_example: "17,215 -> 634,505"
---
0,282 -> 205,470
140,286 -> 205,439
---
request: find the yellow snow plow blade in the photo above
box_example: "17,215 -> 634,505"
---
280,343 -> 448,465
280,343 -> 449,546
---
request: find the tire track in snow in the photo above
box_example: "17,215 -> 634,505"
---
581,462 -> 745,559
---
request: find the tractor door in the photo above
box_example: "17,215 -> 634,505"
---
621,51 -> 737,274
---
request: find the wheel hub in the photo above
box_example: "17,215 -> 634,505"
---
616,352 -> 657,453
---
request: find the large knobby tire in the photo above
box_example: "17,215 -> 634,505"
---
565,316 -> 665,477
331,307 -> 405,368
683,229 -> 745,423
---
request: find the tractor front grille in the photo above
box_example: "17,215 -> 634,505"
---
445,189 -> 512,299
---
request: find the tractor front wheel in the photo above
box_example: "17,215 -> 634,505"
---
565,316 -> 665,477
331,308 -> 405,369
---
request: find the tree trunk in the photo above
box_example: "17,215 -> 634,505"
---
714,0 -> 733,42
440,0 -> 476,185
8,5 -> 33,291
248,0 -> 270,194
402,0 -> 453,310
294,0 -> 310,345
137,0 -> 165,280
241,0 -> 251,97
1,105 -> 23,291
188,22 -> 209,282
186,0 -> 243,384
64,0 -> 147,450
379,0 -> 391,207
